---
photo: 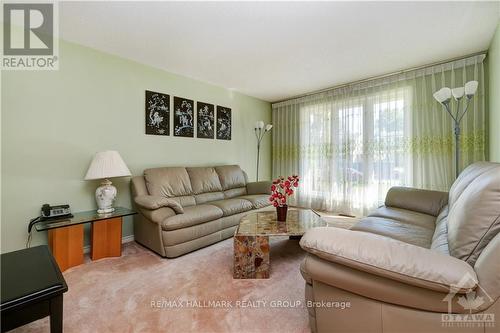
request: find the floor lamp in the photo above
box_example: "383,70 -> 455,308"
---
254,121 -> 272,181
433,80 -> 478,178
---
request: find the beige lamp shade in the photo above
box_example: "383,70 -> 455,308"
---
451,87 -> 465,100
84,150 -> 131,180
433,87 -> 452,103
465,80 -> 479,97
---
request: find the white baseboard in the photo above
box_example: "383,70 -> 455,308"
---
83,234 -> 135,254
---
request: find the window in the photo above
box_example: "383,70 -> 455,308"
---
298,87 -> 411,214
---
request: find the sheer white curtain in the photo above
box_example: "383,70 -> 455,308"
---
272,55 -> 485,216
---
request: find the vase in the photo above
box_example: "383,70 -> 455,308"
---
276,205 -> 288,221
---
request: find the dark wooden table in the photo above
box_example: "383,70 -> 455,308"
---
1,245 -> 68,333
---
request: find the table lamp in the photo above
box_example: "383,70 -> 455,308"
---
84,150 -> 131,214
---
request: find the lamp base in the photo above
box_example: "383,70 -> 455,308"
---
95,179 -> 117,215
97,207 -> 115,214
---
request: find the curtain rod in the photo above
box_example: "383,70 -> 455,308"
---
271,50 -> 487,105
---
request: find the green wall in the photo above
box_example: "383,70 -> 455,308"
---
1,40 -> 272,253
489,22 -> 500,162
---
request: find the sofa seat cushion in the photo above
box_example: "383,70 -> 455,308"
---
237,195 -> 271,209
351,217 -> 434,248
209,198 -> 253,216
300,227 -> 478,294
162,204 -> 223,231
368,206 -> 436,230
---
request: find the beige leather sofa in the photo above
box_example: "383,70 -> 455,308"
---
300,162 -> 500,333
131,165 -> 272,257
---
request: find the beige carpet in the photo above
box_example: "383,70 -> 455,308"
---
15,237 -> 311,333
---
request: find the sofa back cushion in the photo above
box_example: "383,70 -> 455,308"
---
430,206 -> 449,255
215,165 -> 247,190
186,167 -> 223,194
224,187 -> 247,198
169,196 -> 196,207
144,167 -> 193,198
194,192 -> 225,204
385,187 -> 448,217
473,232 -> 500,310
447,162 -> 500,265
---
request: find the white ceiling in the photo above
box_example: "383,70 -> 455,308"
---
59,1 -> 500,102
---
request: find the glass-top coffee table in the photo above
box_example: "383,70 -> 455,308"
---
233,209 -> 327,279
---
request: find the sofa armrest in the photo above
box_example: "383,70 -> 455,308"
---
385,186 -> 448,216
300,227 -> 477,293
137,207 -> 176,225
246,181 -> 272,195
134,195 -> 184,214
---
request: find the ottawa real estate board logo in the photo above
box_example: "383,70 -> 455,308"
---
2,1 -> 59,70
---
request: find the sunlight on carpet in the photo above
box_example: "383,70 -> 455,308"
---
14,238 -> 311,333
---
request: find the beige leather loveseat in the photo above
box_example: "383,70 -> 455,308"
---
131,165 -> 271,257
300,162 -> 500,333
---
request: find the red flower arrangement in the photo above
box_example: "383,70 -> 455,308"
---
269,174 -> 300,208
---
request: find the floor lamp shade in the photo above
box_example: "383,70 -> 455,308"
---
433,87 -> 451,103
254,121 -> 272,181
433,81 -> 478,178
84,151 -> 131,214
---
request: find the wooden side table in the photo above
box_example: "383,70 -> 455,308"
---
48,224 -> 84,272
1,245 -> 68,333
91,217 -> 123,260
36,207 -> 136,271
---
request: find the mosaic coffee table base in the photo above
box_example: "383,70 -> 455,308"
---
233,209 -> 328,279
233,235 -> 270,279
